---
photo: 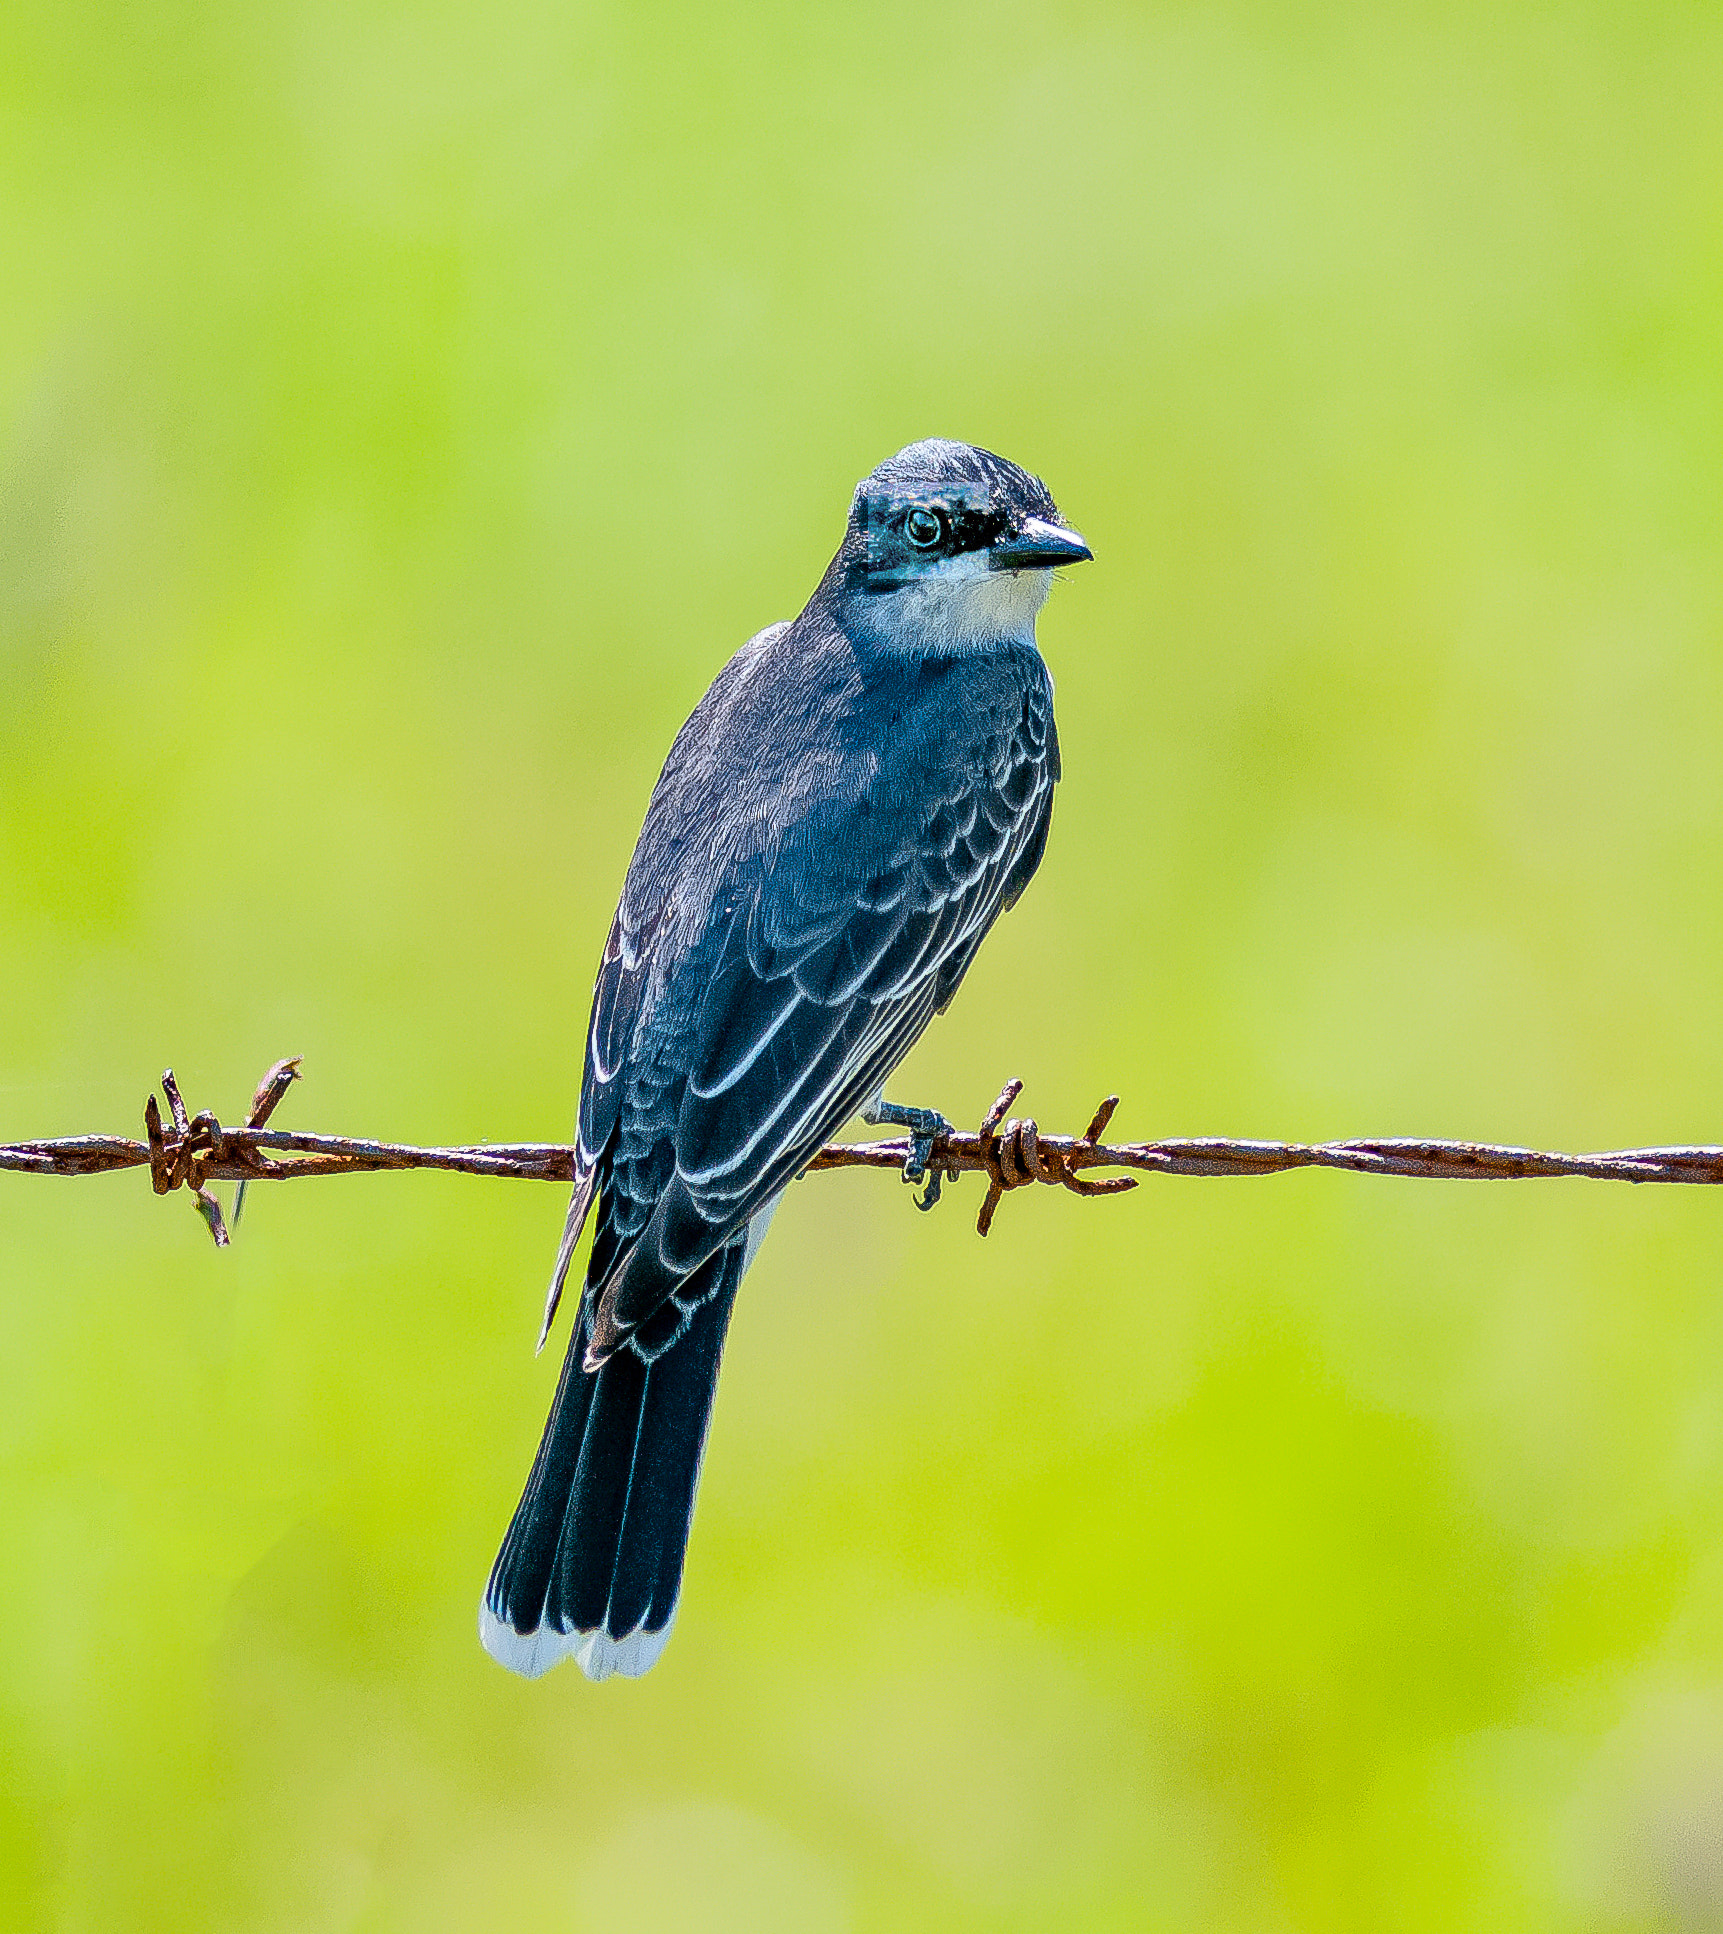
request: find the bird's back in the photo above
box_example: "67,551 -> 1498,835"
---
576,614 -> 1060,1340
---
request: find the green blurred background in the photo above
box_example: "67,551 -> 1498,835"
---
3,0 -> 1721,1926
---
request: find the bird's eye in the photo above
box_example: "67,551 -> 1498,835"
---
904,506 -> 945,550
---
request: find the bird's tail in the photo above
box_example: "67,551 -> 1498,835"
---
480,1238 -> 743,1680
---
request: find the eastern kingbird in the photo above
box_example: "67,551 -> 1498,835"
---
481,439 -> 1091,1679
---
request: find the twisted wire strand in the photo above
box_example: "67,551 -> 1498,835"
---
5,1060 -> 1723,1248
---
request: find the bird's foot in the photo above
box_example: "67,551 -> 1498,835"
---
861,1098 -> 953,1211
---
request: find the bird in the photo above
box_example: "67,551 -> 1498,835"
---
480,438 -> 1091,1680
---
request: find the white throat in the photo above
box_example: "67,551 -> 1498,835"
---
866,555 -> 1053,652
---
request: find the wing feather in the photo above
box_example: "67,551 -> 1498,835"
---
567,640 -> 1059,1362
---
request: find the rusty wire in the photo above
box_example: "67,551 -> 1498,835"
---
7,1059 -> 1723,1250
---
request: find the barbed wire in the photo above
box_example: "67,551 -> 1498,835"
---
5,1058 -> 1723,1250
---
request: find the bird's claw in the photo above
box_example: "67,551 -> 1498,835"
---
895,1106 -> 952,1209
862,1096 -> 953,1210
911,1164 -> 944,1212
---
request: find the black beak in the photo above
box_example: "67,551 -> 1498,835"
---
987,517 -> 1094,570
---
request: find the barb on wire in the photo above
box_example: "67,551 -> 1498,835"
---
5,1059 -> 1723,1250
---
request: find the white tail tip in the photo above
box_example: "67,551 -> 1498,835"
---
479,1599 -> 678,1681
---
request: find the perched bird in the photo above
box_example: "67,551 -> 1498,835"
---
481,438 -> 1091,1679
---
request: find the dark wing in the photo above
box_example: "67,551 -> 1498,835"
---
578,675 -> 1057,1365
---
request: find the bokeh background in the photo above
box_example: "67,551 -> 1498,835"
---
3,1 -> 1722,1927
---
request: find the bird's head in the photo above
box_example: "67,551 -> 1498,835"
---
834,439 -> 1091,649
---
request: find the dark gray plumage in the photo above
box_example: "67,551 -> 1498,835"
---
481,438 -> 1091,1678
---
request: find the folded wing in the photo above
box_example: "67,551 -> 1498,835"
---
576,674 -> 1058,1365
